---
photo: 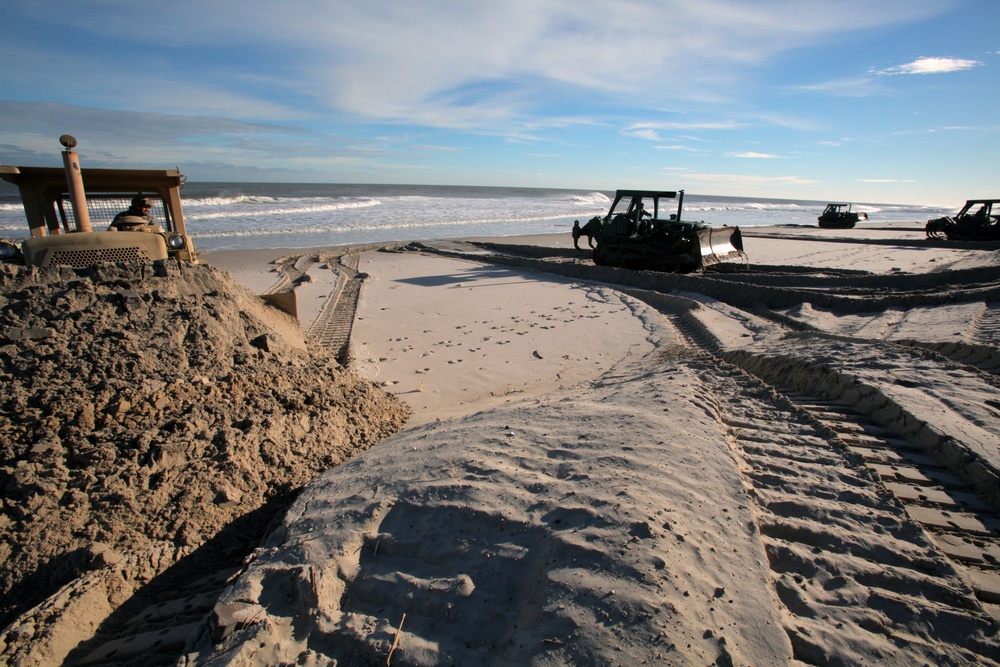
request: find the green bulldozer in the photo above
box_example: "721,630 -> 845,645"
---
573,189 -> 745,272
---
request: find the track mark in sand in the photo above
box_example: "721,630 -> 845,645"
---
693,360 -> 1000,663
309,274 -> 362,363
305,252 -> 363,364
782,391 -> 1000,622
263,251 -> 366,364
264,252 -> 317,294
895,302 -> 1000,374
976,302 -> 1000,348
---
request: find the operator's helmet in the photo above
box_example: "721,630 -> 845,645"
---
131,196 -> 151,209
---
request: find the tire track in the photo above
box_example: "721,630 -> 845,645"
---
978,302 -> 1000,347
892,302 -> 1000,374
263,253 -> 317,294
712,341 -> 1000,618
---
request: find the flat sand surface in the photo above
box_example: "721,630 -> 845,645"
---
176,224 -> 1000,666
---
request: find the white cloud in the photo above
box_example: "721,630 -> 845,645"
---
872,56 -> 981,75
625,121 -> 746,138
655,145 -> 706,153
859,178 -> 916,183
729,152 -> 781,159
625,128 -> 665,142
2,0 -> 953,133
791,77 -> 886,97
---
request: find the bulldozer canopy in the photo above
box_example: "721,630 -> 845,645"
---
0,165 -> 187,238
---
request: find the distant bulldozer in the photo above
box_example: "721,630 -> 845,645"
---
818,203 -> 867,229
573,189 -> 744,272
925,199 -> 1000,241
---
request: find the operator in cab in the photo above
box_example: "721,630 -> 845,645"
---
109,197 -> 162,232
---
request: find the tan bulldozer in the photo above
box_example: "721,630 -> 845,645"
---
0,135 -> 199,268
0,135 -> 298,318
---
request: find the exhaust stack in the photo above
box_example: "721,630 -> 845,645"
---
59,134 -> 91,233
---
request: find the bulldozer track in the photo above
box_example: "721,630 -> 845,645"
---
306,271 -> 362,364
662,305 -> 1000,622
979,302 -> 1000,345
264,250 -> 365,363
692,359 -> 1000,661
263,253 -> 318,294
783,391 -> 1000,620
304,251 -> 361,364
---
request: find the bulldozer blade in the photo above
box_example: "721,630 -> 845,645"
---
260,289 -> 298,321
697,226 -> 745,267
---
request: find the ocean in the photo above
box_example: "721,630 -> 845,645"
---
0,182 -> 952,253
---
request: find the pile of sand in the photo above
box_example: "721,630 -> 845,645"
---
0,260 -> 408,662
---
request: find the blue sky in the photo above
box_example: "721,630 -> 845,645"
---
0,0 -> 997,205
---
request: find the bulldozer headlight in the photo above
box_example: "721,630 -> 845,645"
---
166,234 -> 186,250
0,242 -> 18,258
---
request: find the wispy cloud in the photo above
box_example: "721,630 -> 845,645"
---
0,101 -> 392,175
729,152 -> 781,159
623,120 -> 746,142
0,0 -> 952,136
683,173 -> 818,186
859,178 -> 916,183
791,77 -> 886,97
625,128 -> 666,142
655,144 -> 708,153
872,56 -> 981,75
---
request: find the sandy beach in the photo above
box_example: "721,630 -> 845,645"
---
3,222 -> 1000,665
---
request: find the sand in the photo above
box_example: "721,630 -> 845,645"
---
0,261 -> 408,666
3,222 -> 1000,666
180,224 -> 1000,666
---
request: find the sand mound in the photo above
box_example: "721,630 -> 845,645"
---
0,260 -> 409,663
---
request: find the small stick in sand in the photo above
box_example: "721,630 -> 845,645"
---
387,613 -> 406,665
